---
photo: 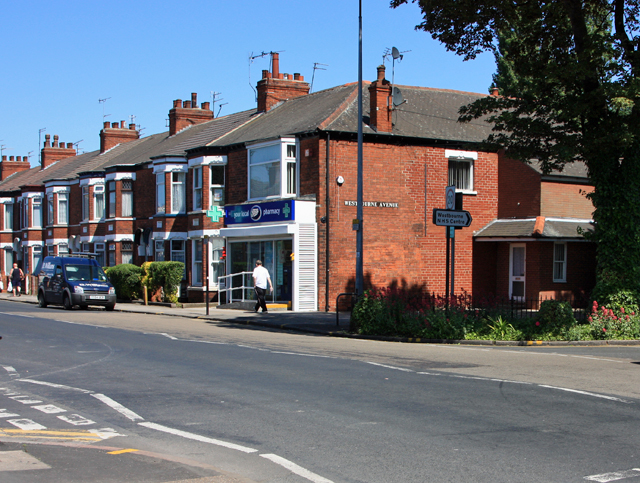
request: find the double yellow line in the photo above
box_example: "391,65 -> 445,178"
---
0,428 -> 102,442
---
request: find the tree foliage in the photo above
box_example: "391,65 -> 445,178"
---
392,0 -> 640,298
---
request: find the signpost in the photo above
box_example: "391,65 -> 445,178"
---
436,187 -> 473,299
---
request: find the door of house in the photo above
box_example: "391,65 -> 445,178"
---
509,244 -> 526,301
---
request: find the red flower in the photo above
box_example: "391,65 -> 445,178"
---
603,328 -> 607,332
626,315 -> 630,321
588,317 -> 593,322
535,321 -> 540,326
621,307 -> 625,314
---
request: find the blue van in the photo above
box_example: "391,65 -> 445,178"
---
35,254 -> 116,310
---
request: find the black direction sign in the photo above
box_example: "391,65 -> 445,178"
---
432,209 -> 472,227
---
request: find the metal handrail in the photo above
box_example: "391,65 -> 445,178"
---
217,271 -> 254,304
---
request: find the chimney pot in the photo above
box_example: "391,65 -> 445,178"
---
67,143 -> 73,149
53,135 -> 59,148
174,99 -> 182,108
202,102 -> 210,110
1,156 -> 5,161
491,87 -> 499,96
262,69 -> 269,79
9,156 -> 14,161
103,121 -> 110,129
111,122 -> 117,128
191,93 -> 197,107
17,156 -> 21,162
44,134 -> 51,147
129,123 -> 136,130
120,120 -> 125,128
183,100 -> 191,108
377,65 -> 386,81
272,52 -> 280,78
294,73 -> 300,80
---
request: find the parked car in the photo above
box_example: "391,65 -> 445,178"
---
35,254 -> 116,310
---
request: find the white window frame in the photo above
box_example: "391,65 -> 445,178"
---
156,173 -> 166,214
4,203 -> 13,230
247,138 -> 298,200
171,172 -> 186,214
121,240 -> 133,265
108,181 -> 116,218
58,244 -> 69,255
48,194 -> 54,226
5,248 -> 13,275
58,193 -> 69,225
193,166 -> 202,211
553,242 -> 567,283
82,186 -> 90,221
192,239 -> 203,286
122,179 -> 133,218
210,165 -> 225,207
94,185 -> 105,220
22,199 -> 28,228
95,243 -> 106,266
446,150 -> 477,194
170,240 -> 186,279
32,245 -> 43,274
32,198 -> 42,228
155,240 -> 165,261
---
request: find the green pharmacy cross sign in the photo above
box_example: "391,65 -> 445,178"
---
207,205 -> 225,223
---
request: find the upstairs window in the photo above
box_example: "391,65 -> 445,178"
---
58,193 -> 69,225
22,199 -> 28,229
48,194 -> 54,226
82,186 -> 90,221
32,198 -> 42,228
210,165 -> 225,207
94,185 -> 105,220
156,173 -> 165,214
4,203 -> 13,230
171,172 -> 186,214
108,181 -> 116,218
248,140 -> 297,200
193,167 -> 202,211
446,150 -> 477,193
122,180 -> 133,217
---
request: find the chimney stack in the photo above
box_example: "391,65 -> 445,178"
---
257,53 -> 310,112
41,134 -> 76,169
368,65 -> 392,133
0,153 -> 30,180
168,92 -> 214,136
100,120 -> 140,154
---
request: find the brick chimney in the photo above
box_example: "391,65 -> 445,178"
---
168,93 -> 214,136
368,65 -> 392,132
41,134 -> 76,170
0,155 -> 31,180
100,120 -> 140,154
257,53 -> 310,112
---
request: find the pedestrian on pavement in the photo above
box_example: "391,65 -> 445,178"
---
10,263 -> 24,297
252,260 -> 273,313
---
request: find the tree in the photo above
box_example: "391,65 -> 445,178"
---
392,0 -> 640,302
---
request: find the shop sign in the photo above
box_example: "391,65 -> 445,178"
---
225,200 -> 295,225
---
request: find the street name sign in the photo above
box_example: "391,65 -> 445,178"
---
433,209 -> 472,227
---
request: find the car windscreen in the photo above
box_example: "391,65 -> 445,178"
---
64,264 -> 108,282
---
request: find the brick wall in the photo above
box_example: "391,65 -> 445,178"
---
498,153 -> 541,218
541,181 -> 594,218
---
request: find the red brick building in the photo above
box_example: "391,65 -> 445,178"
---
0,53 -> 596,309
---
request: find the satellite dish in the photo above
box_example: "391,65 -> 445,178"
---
392,47 -> 403,61
393,87 -> 406,107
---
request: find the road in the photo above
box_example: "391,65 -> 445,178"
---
0,300 -> 639,482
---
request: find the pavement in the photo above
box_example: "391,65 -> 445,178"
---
0,292 -> 353,336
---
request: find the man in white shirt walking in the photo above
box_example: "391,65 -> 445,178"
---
252,260 -> 273,313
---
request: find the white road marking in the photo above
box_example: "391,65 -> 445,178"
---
270,351 -> 336,359
364,361 -> 414,372
261,453 -> 335,483
89,427 -> 125,440
91,394 -> 144,421
7,419 -> 46,430
2,366 -> 18,375
19,379 -> 93,393
159,333 -> 179,340
32,404 -> 66,414
57,414 -> 95,426
9,396 -> 43,404
0,409 -> 20,418
138,421 -> 257,454
584,468 -> 640,482
538,385 -> 632,403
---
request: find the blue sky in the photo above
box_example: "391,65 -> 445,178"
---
1,0 -> 497,166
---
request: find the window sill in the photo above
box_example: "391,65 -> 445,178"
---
456,190 -> 477,196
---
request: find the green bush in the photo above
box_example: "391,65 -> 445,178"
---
105,264 -> 143,300
536,300 -> 576,336
142,261 -> 184,303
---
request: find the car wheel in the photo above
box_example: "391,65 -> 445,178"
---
80,305 -> 89,310
38,292 -> 47,308
63,294 -> 73,310
105,304 -> 115,312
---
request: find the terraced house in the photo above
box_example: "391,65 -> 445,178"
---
0,54 -> 597,310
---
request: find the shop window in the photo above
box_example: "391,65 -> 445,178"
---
155,240 -> 165,261
210,165 -> 225,206
4,203 -> 13,230
553,242 -> 567,282
122,180 -> 133,217
193,167 -> 202,211
156,173 -> 165,214
193,239 -> 202,286
171,172 -> 186,214
94,185 -> 105,220
32,198 -> 42,228
248,140 -> 297,200
82,186 -> 90,221
58,193 -> 69,225
122,240 -> 133,265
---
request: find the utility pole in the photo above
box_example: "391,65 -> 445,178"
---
355,0 -> 364,297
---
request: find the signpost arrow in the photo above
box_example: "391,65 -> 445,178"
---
432,209 -> 472,227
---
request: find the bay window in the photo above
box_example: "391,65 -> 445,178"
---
193,167 -> 202,211
108,181 -> 116,218
210,165 -> 225,206
4,203 -> 13,230
82,186 -> 90,221
193,239 -> 202,286
58,193 -> 68,225
248,139 -> 298,200
171,172 -> 186,213
94,185 -> 105,220
156,173 -> 165,214
122,179 -> 133,217
32,198 -> 42,228
48,194 -> 54,226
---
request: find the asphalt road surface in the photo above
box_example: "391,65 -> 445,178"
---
1,300 -> 639,483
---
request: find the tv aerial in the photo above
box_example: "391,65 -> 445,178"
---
384,47 -> 410,109
310,62 -> 328,93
